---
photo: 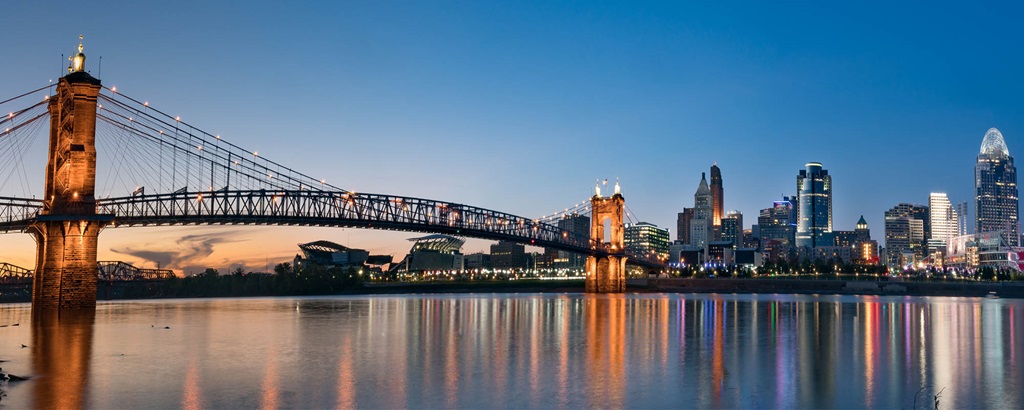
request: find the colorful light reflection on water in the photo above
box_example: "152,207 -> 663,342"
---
0,293 -> 1021,408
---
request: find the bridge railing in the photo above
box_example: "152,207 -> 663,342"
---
96,189 -> 605,253
0,196 -> 42,232
0,190 -> 663,268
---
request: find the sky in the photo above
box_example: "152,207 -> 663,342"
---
1,1 -> 1023,274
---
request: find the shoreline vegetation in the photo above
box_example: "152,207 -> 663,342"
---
3,262 -> 1024,303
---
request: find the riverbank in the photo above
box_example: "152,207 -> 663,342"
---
4,277 -> 1023,304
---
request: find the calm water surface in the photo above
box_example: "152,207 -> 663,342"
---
0,293 -> 1021,408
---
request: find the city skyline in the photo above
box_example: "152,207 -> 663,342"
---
1,1 -> 1023,273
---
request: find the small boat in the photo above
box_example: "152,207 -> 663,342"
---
987,291 -> 999,299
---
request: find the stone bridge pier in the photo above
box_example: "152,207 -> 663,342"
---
28,42 -> 112,311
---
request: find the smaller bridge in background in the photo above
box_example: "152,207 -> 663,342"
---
0,261 -> 174,284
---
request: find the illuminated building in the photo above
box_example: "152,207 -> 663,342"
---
928,193 -> 958,256
853,216 -> 878,263
295,240 -> 370,267
884,204 -> 929,267
795,162 -> 832,250
720,210 -> 743,248
625,222 -> 670,260
710,164 -> 724,234
975,127 -> 1019,246
394,234 -> 465,272
491,240 -> 531,269
758,197 -> 797,262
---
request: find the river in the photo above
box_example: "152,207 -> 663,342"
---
0,293 -> 1021,408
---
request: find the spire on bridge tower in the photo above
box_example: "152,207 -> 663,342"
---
69,35 -> 86,73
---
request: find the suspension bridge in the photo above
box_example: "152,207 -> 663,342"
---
0,41 -> 661,310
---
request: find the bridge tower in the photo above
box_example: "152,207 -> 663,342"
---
27,38 -> 111,310
586,181 -> 626,293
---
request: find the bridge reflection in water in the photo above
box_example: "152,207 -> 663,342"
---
30,311 -> 94,409
0,295 -> 1021,408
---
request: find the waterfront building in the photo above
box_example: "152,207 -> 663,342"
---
491,240 -> 531,270
710,164 -> 724,238
946,232 -> 1019,271
464,252 -> 491,270
758,197 -> 797,262
975,127 -> 1019,246
812,246 -> 853,264
690,173 -> 713,248
734,248 -> 763,268
928,193 -> 958,257
707,241 -> 734,266
721,210 -> 743,248
625,222 -> 671,260
796,162 -> 833,250
884,204 -> 929,267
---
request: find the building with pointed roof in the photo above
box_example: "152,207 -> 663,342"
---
690,172 -> 713,248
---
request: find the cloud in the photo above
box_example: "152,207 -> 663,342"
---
109,229 -> 245,272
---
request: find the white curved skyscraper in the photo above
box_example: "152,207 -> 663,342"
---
975,128 -> 1019,246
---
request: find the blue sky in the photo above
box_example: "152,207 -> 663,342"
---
1,1 -> 1023,272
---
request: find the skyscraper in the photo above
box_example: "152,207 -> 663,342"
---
884,203 -> 929,267
758,197 -> 797,262
721,210 -> 742,248
676,208 -> 694,243
928,193 -> 957,254
795,162 -> 832,250
710,164 -> 724,231
975,127 -> 1019,246
690,173 -> 713,248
